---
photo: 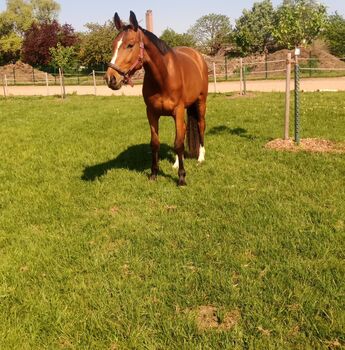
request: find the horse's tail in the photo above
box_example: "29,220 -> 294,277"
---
186,105 -> 200,159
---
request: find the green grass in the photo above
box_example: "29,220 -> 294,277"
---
0,93 -> 344,349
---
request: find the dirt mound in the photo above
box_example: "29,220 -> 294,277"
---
204,47 -> 345,77
265,138 -> 345,153
0,61 -> 54,83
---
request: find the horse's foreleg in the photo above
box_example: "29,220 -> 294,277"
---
174,106 -> 187,186
147,109 -> 160,181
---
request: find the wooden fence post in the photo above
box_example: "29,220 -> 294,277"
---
59,68 -> 65,99
240,58 -> 243,95
45,72 -> 49,96
243,65 -> 247,95
212,62 -> 217,93
284,53 -> 292,140
2,75 -> 7,98
93,70 -> 97,96
225,56 -> 228,81
5,75 -> 8,97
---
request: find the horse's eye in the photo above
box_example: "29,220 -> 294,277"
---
127,44 -> 134,49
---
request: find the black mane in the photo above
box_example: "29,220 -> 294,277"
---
140,27 -> 171,55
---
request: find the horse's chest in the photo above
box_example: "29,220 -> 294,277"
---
146,95 -> 177,116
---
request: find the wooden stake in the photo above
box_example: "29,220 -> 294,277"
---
59,68 -> 64,99
45,72 -> 49,96
240,58 -> 243,95
93,70 -> 97,96
2,75 -> 7,98
212,62 -> 217,93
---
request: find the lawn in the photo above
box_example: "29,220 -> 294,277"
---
0,92 -> 344,349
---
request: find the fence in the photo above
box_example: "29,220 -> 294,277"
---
2,56 -> 345,145
2,53 -> 345,88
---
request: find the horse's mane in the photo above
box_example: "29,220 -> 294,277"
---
140,27 -> 171,55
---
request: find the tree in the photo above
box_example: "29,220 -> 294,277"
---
5,0 -> 34,36
324,13 -> 345,58
234,0 -> 276,55
31,0 -> 60,23
22,20 -> 78,67
273,0 -> 327,49
79,21 -> 117,69
160,28 -> 195,48
188,14 -> 232,55
50,42 -> 77,72
0,0 -> 61,64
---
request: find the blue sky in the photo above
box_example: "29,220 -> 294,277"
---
1,0 -> 344,35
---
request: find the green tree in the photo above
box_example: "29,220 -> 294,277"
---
273,0 -> 327,49
50,42 -> 77,72
324,12 -> 345,58
234,0 -> 276,55
79,21 -> 117,70
0,0 -> 32,63
5,0 -> 34,36
160,28 -> 195,48
0,0 -> 61,64
31,0 -> 60,23
188,13 -> 232,55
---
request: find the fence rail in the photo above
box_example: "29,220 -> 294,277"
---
2,53 -> 345,88
2,54 -> 345,148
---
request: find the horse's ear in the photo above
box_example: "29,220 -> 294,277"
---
129,11 -> 139,31
114,12 -> 124,31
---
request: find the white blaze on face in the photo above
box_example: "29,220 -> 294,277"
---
110,37 -> 123,65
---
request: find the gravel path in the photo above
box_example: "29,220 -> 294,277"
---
3,77 -> 345,97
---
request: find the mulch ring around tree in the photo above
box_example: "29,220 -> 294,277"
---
265,138 -> 345,154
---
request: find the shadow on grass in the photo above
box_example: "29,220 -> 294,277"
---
207,126 -> 257,140
82,143 -> 175,182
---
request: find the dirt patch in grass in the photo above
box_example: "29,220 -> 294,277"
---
265,138 -> 345,154
194,306 -> 241,332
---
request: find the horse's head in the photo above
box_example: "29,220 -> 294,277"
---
105,11 -> 144,90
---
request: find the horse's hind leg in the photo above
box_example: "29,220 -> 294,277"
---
196,98 -> 206,163
147,108 -> 160,180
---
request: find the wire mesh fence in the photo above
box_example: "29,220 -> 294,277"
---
2,53 -> 345,98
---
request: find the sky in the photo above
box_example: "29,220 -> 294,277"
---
1,0 -> 344,35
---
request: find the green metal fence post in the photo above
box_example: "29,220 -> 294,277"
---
294,56 -> 300,145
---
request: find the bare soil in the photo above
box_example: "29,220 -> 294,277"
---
193,306 -> 241,332
265,138 -> 345,154
0,61 -> 54,82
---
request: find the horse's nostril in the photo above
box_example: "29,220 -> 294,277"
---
110,76 -> 116,85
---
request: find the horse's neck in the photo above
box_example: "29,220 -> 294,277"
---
142,36 -> 170,88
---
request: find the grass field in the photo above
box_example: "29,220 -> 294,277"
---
0,92 -> 344,349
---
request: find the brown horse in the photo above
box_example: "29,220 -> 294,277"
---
105,11 -> 208,186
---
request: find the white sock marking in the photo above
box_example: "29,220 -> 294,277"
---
173,155 -> 185,169
173,155 -> 179,169
198,146 -> 206,163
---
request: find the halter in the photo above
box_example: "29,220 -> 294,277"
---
108,30 -> 145,87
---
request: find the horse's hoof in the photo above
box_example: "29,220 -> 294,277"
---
178,178 -> 187,186
149,174 -> 157,181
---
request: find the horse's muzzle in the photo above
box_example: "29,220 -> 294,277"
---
105,74 -> 123,90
